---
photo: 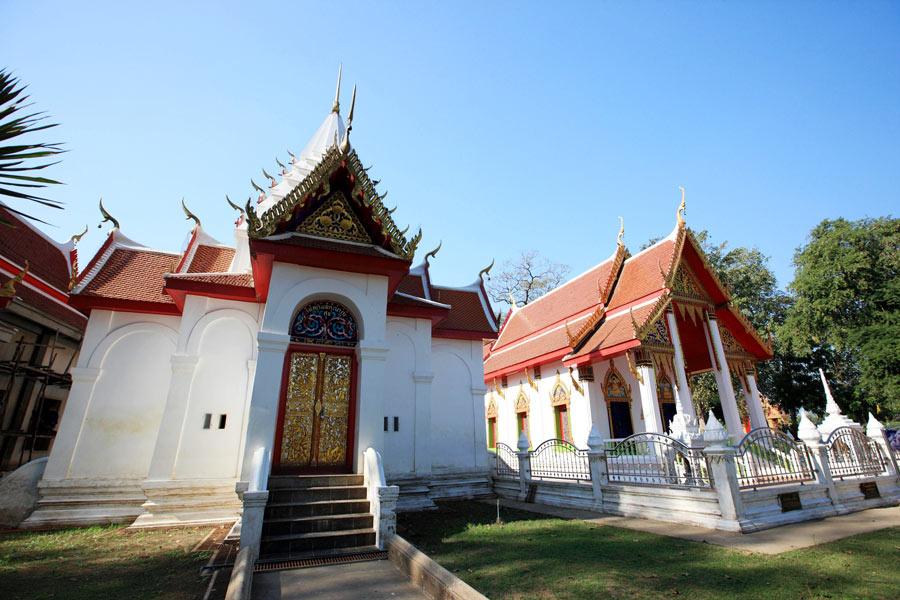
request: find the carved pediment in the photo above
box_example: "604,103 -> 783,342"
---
298,192 -> 372,244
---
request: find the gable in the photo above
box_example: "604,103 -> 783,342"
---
298,191 -> 373,244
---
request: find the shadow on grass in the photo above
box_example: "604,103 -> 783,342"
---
399,500 -> 900,600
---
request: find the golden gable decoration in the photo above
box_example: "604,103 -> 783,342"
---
299,192 -> 372,243
486,397 -> 498,419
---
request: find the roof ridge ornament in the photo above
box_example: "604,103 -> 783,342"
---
424,240 -> 442,267
677,186 -> 686,228
70,224 -> 88,244
617,216 -> 625,247
332,64 -> 342,114
262,168 -> 276,188
0,260 -> 28,299
226,195 -> 246,216
340,83 -> 356,153
98,198 -> 120,231
181,198 -> 201,229
287,149 -> 296,164
479,258 -> 495,281
275,156 -> 288,175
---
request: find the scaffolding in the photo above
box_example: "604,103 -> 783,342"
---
0,334 -> 75,473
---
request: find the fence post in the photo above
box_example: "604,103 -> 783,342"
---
586,425 -> 607,511
516,431 -> 532,501
701,412 -> 745,530
798,414 -> 842,510
867,413 -> 899,483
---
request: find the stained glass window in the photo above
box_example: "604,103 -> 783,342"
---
290,301 -> 358,346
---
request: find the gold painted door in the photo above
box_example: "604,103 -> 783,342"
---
278,351 -> 353,471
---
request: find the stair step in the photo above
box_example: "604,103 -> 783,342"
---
267,474 -> 363,489
262,513 -> 373,536
268,485 -> 367,503
264,499 -> 370,519
257,545 -> 381,564
259,528 -> 376,557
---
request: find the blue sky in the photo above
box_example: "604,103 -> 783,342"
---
2,1 -> 898,291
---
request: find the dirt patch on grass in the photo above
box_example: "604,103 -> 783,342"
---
0,524 -> 218,600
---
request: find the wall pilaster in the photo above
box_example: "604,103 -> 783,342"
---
146,354 -> 200,480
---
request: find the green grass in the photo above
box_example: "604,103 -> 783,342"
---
0,524 -> 213,600
398,500 -> 900,600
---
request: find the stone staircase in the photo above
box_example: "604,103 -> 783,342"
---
258,474 -> 378,561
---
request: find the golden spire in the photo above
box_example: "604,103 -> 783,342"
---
332,64 -> 342,113
98,198 -> 119,231
617,216 -> 625,247
0,261 -> 28,298
70,225 -> 88,244
677,186 -> 686,228
424,240 -> 442,267
340,83 -> 356,153
181,198 -> 201,229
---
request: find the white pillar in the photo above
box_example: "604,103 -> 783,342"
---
356,340 -> 389,472
665,308 -> 697,420
472,386 -> 489,468
707,313 -> 743,441
146,354 -> 200,480
635,351 -> 664,434
239,332 -> 289,483
743,365 -> 767,430
43,367 -> 100,480
412,371 -> 434,476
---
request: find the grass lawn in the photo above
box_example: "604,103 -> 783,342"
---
0,524 -> 215,600
398,500 -> 900,600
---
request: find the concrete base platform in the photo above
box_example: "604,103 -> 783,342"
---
251,558 -> 427,600
493,498 -> 900,554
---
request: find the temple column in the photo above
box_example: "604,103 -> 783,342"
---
43,367 -> 101,479
356,340 -> 389,471
472,386 -> 489,467
635,350 -> 664,434
742,362 -> 767,430
146,354 -> 200,480
707,312 -> 743,441
664,307 -> 700,441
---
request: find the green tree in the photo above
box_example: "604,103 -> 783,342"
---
781,217 -> 900,419
0,69 -> 64,224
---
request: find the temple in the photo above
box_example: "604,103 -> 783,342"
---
24,73 -> 498,529
483,199 -> 773,450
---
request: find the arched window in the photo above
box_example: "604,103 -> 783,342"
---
515,389 -> 530,446
550,373 -> 572,442
486,397 -> 499,449
604,361 -> 634,439
290,301 -> 358,346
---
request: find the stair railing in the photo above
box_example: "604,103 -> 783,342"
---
363,447 -> 400,549
226,446 -> 271,600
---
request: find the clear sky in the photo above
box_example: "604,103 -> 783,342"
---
2,1 -> 898,291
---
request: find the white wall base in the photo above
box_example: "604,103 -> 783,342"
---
129,479 -> 241,528
21,478 -> 146,528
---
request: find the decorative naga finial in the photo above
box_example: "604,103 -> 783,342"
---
479,258 -> 495,281
98,198 -> 120,231
332,64 -> 342,113
70,224 -> 88,244
424,240 -> 442,267
397,224 -> 409,237
0,261 -> 28,298
181,198 -> 201,229
226,195 -> 245,215
617,216 -> 625,247
275,156 -> 288,175
251,178 -> 266,203
262,168 -> 276,187
677,186 -> 686,228
508,289 -> 518,310
340,83 -> 356,153
387,205 -> 397,215
286,149 -> 296,164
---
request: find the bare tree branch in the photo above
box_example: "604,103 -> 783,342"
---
486,249 -> 571,307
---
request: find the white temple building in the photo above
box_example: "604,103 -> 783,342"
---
23,75 -> 498,528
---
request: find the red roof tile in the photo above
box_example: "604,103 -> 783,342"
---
431,287 -> 496,334
397,273 -> 426,298
606,240 -> 675,310
78,249 -> 176,304
166,273 -> 254,288
0,273 -> 86,330
0,206 -> 71,292
187,245 -> 235,273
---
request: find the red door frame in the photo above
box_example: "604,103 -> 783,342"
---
272,343 -> 359,474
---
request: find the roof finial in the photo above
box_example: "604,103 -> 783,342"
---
262,168 -> 276,187
677,186 -> 686,228
332,64 -> 342,113
181,198 -> 201,229
226,195 -> 245,215
509,289 -> 518,310
340,83 -> 356,153
286,149 -> 296,164
275,156 -> 288,175
617,216 -> 625,247
0,260 -> 28,299
98,198 -> 120,231
479,258 -> 495,281
424,240 -> 442,267
70,224 -> 88,244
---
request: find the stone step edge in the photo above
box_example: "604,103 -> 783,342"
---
261,527 -> 376,543
265,498 -> 370,508
262,512 -> 373,524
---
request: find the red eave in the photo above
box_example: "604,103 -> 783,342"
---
483,346 -> 573,382
163,278 -> 260,311
386,301 -> 448,328
562,339 -> 641,368
715,306 -> 772,360
68,294 -> 181,316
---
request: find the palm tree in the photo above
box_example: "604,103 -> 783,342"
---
0,68 -> 64,225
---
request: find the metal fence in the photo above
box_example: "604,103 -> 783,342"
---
606,433 -> 711,488
529,438 -> 590,482
826,427 -> 887,479
736,427 -> 816,489
492,442 -> 519,479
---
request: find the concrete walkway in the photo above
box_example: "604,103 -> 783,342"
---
494,498 -> 900,554
251,558 -> 427,600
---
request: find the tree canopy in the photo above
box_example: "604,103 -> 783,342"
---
486,250 -> 570,308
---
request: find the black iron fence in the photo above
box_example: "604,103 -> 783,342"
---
825,427 -> 888,479
492,442 -> 519,479
736,427 -> 816,489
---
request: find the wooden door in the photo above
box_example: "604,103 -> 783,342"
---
275,350 -> 355,473
609,401 -> 634,439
